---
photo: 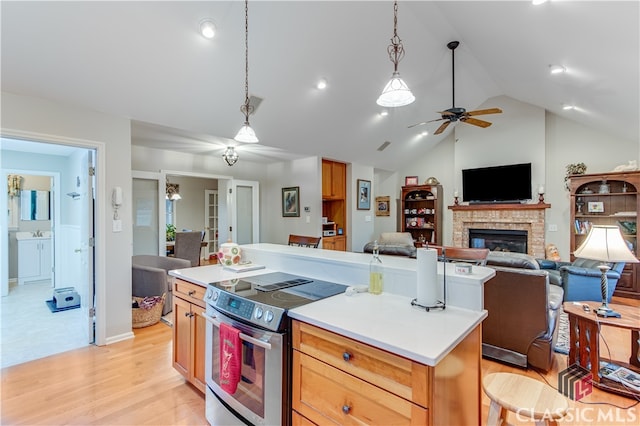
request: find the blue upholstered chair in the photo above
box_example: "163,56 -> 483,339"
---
537,258 -> 625,302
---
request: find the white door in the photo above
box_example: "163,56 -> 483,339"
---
222,180 -> 259,245
132,176 -> 161,255
204,190 -> 219,257
81,150 -> 96,343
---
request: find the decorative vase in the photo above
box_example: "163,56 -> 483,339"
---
217,241 -> 241,266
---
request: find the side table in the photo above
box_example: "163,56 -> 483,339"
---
563,301 -> 640,398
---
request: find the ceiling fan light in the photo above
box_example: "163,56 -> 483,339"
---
234,123 -> 259,143
377,72 -> 415,107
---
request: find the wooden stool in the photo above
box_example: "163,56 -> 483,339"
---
483,372 -> 569,426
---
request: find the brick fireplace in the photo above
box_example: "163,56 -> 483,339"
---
449,203 -> 551,258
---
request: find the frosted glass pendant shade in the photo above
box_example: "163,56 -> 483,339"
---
234,123 -> 259,143
377,71 -> 415,107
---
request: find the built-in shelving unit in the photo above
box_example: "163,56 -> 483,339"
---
322,159 -> 346,251
401,184 -> 443,246
569,171 -> 640,299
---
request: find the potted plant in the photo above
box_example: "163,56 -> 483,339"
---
166,224 -> 176,242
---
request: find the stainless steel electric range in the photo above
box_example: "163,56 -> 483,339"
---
202,271 -> 347,426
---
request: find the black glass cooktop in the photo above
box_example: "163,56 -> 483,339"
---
209,272 -> 347,310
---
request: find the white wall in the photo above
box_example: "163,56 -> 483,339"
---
372,169 -> 400,237
264,156 -> 322,245
2,91 -> 132,345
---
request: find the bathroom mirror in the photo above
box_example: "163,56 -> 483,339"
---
20,190 -> 51,221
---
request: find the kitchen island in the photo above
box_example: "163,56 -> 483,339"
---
169,244 -> 493,425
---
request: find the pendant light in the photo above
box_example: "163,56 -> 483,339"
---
234,0 -> 259,143
222,146 -> 239,166
377,1 -> 415,107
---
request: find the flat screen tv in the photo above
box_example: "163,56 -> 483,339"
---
462,163 -> 532,203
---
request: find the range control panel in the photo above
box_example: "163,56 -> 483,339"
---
204,287 -> 286,332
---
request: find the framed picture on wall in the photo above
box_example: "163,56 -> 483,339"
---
282,186 -> 300,217
375,196 -> 390,216
357,179 -> 371,210
405,176 -> 419,186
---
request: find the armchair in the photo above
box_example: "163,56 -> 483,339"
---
537,258 -> 625,302
132,255 -> 191,316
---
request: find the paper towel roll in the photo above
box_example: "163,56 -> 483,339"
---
416,248 -> 439,306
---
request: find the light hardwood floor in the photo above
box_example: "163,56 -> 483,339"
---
1,297 -> 638,425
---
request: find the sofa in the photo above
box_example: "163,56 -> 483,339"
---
132,255 -> 191,316
482,252 -> 564,372
363,232 -> 417,257
537,258 -> 624,303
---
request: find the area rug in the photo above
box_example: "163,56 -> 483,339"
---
554,311 -> 569,355
45,299 -> 80,313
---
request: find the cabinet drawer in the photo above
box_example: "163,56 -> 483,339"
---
293,351 -> 428,425
174,279 -> 205,307
292,321 -> 430,407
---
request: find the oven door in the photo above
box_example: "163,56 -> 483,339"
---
203,308 -> 285,426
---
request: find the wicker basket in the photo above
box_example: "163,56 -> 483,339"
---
132,293 -> 166,328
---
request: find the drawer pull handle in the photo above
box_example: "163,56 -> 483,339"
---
188,290 -> 196,296
342,405 -> 351,414
342,351 -> 352,362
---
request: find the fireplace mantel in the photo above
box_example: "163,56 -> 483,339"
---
449,203 -> 551,257
449,203 -> 551,212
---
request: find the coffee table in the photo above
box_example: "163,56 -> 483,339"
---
563,301 -> 640,398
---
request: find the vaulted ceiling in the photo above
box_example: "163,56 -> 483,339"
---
2,1 -> 637,171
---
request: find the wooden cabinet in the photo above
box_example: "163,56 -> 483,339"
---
173,279 -> 206,393
322,160 -> 346,200
18,237 -> 52,285
322,236 -> 346,251
322,159 -> 347,251
569,171 -> 640,299
401,185 -> 443,246
292,320 -> 482,425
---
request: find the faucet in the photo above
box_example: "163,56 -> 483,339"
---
33,230 -> 43,237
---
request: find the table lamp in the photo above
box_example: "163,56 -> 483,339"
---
573,225 -> 639,318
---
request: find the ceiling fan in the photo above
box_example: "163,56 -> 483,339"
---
408,41 -> 502,135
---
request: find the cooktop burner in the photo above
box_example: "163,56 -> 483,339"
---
204,272 -> 347,331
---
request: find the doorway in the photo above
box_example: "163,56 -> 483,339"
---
1,138 -> 97,368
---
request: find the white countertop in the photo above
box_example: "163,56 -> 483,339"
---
289,291 -> 486,366
168,263 -> 277,286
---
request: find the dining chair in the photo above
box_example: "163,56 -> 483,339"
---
174,231 -> 204,266
427,245 -> 490,266
288,234 -> 322,248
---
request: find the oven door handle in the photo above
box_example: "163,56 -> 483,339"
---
201,312 -> 273,350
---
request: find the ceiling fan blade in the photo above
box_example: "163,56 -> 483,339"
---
465,108 -> 502,117
434,120 -> 452,135
407,121 -> 427,129
461,117 -> 492,128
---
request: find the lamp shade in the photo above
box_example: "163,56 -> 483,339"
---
377,71 -> 415,107
573,225 -> 639,263
234,123 -> 259,143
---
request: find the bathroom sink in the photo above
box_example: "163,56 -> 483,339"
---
16,231 -> 52,240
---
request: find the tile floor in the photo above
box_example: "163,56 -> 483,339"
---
0,281 -> 88,369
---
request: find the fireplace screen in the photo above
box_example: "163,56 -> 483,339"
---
469,229 -> 527,253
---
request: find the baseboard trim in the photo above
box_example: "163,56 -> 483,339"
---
104,331 -> 135,345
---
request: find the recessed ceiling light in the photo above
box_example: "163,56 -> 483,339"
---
532,0 -> 548,5
420,130 -> 428,137
379,109 -> 389,117
549,64 -> 566,75
316,78 -> 327,90
200,19 -> 216,39
562,104 -> 575,110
